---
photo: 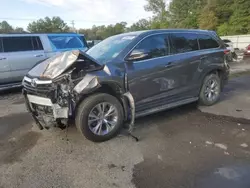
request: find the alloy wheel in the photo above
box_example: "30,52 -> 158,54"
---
204,79 -> 220,102
88,102 -> 118,136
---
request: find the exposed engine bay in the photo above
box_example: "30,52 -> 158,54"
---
23,50 -> 106,129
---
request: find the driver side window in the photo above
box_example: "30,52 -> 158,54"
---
129,34 -> 169,61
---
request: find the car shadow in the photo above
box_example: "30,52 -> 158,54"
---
134,102 -> 198,131
218,75 -> 250,102
0,87 -> 22,96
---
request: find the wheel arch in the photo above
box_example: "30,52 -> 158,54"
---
74,81 -> 129,121
200,66 -> 224,84
198,66 -> 225,94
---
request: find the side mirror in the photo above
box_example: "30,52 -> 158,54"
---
126,49 -> 150,61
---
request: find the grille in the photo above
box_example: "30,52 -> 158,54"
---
23,79 -> 56,99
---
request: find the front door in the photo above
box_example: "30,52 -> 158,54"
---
125,33 -> 181,112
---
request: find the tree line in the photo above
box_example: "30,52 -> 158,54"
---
0,0 -> 249,40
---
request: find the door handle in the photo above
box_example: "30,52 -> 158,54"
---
34,54 -> 43,57
200,56 -> 207,60
165,62 -> 175,68
0,57 -> 6,60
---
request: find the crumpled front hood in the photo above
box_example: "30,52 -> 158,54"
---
28,50 -> 101,79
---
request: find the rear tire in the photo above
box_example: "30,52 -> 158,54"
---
76,93 -> 124,142
199,73 -> 221,106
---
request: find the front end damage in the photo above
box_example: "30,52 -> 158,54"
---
22,50 -> 136,134
23,50 -> 103,129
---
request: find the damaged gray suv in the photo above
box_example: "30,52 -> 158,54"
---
23,29 -> 230,142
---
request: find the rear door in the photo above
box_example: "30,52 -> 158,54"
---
197,33 -> 223,78
126,33 -> 180,112
3,36 -> 46,82
167,32 -> 202,99
0,37 -> 11,84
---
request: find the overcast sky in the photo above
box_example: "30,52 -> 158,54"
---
0,0 -> 153,29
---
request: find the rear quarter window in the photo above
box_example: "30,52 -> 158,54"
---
170,33 -> 199,54
48,35 -> 84,50
198,34 -> 220,50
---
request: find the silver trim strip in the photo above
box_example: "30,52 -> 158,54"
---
24,76 -> 52,84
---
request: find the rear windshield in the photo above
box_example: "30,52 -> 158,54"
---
48,35 -> 85,50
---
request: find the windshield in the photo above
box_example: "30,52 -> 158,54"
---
86,35 -> 136,63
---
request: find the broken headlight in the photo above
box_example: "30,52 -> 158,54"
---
57,84 -> 70,106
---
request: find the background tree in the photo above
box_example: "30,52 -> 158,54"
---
2,0 -> 250,38
144,0 -> 169,28
198,0 -> 218,30
214,0 -> 234,24
14,27 -> 25,33
79,22 -> 127,40
0,21 -> 14,33
217,23 -> 231,35
27,17 -> 70,33
128,19 -> 151,31
169,0 -> 206,28
229,0 -> 250,34
75,0 -> 250,39
144,0 -> 167,18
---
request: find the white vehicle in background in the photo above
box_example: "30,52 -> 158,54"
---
0,33 -> 88,90
222,39 -> 235,61
87,40 -> 102,48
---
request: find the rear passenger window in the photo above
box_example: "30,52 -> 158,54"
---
32,36 -> 43,50
3,37 -> 33,52
131,34 -> 169,60
170,33 -> 198,54
199,34 -> 220,49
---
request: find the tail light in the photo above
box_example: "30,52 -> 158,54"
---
247,45 -> 250,50
224,49 -> 230,54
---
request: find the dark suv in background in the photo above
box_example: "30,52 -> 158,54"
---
23,29 -> 230,142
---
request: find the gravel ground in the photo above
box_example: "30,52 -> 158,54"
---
0,76 -> 250,188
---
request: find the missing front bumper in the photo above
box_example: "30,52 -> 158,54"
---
26,94 -> 69,119
24,93 -> 69,129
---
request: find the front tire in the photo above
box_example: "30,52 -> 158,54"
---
76,93 -> 124,142
199,73 -> 221,106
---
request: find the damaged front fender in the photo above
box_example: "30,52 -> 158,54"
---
73,74 -> 100,94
